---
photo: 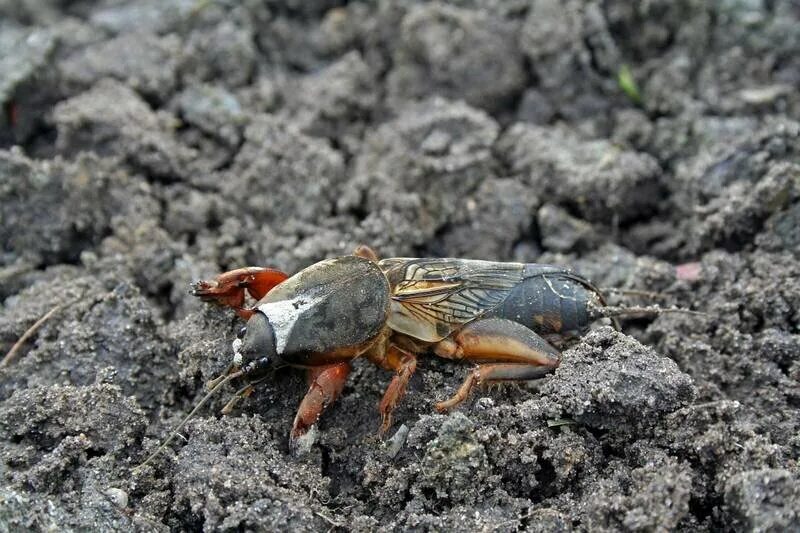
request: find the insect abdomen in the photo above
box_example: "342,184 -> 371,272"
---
485,271 -> 592,338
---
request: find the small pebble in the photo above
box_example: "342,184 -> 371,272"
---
386,424 -> 410,459
104,487 -> 128,509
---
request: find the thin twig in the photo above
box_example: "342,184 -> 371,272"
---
491,508 -> 537,531
315,511 -> 343,528
1,303 -> 65,368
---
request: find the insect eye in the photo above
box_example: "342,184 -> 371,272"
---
237,327 -> 247,339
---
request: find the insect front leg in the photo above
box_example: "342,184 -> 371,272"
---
191,267 -> 288,319
290,362 -> 352,453
432,317 -> 561,412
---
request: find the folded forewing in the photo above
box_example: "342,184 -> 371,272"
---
380,258 -> 525,342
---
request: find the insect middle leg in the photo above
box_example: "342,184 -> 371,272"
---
366,344 -> 418,435
432,317 -> 561,412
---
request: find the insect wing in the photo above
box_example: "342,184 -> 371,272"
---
381,258 -> 524,342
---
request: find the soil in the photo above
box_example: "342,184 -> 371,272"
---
1,1 -> 799,531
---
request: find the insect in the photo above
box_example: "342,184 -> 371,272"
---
138,246 -> 690,465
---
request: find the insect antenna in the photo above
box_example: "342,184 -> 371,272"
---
134,369 -> 243,470
589,303 -> 707,322
599,288 -> 668,300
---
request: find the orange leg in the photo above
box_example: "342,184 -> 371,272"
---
432,318 -> 561,412
290,362 -> 351,451
191,267 -> 288,319
435,364 -> 554,412
367,345 -> 418,435
353,244 -> 379,262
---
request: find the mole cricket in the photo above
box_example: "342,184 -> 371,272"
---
139,245 -> 696,465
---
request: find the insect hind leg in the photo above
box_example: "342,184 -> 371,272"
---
432,318 -> 561,412
435,364 -> 554,412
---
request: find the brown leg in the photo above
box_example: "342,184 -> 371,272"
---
353,245 -> 379,262
371,345 -> 417,435
191,267 -> 288,319
432,318 -> 561,412
290,363 -> 351,450
435,364 -> 554,412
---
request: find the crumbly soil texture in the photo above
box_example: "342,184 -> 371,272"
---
1,1 -> 799,531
